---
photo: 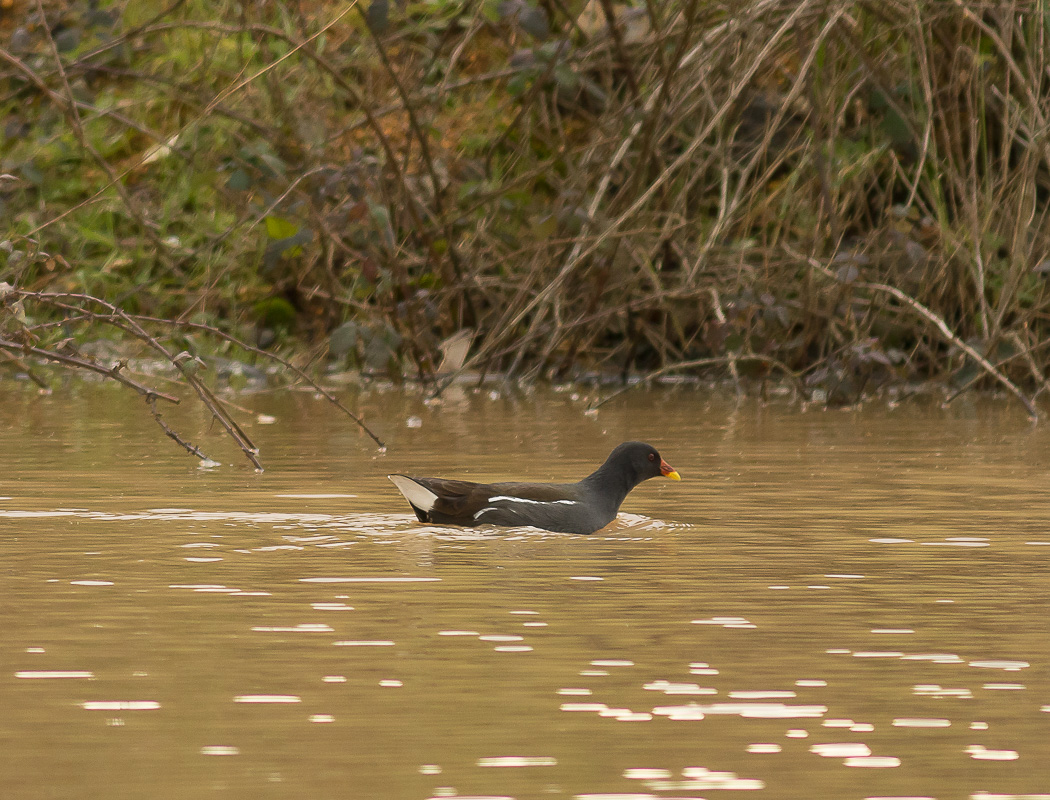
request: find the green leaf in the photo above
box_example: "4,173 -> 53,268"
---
330,321 -> 358,357
532,215 -> 557,238
254,297 -> 297,330
367,0 -> 390,34
366,200 -> 395,248
226,168 -> 252,191
518,5 -> 549,39
265,215 -> 299,240
507,73 -> 530,97
880,109 -> 911,147
553,65 -> 579,92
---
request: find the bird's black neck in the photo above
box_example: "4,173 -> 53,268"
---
581,458 -> 640,513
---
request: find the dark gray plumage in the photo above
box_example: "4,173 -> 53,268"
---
389,441 -> 681,534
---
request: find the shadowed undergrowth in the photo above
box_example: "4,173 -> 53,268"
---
2,0 -> 1050,419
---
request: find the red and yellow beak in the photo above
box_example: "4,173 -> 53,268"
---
660,459 -> 681,481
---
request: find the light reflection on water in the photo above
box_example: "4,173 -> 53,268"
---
2,386 -> 1050,799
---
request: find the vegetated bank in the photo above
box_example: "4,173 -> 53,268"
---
2,0 -> 1049,420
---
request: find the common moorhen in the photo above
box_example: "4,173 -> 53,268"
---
389,441 -> 681,534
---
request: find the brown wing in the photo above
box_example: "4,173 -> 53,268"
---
407,477 -> 493,522
408,478 -> 582,527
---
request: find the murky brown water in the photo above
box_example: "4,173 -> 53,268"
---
2,382 -> 1049,799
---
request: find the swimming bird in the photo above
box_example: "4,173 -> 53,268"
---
388,441 -> 680,534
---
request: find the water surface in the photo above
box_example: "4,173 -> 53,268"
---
2,383 -> 1048,799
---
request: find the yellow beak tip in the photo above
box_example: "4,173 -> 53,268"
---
666,470 -> 682,481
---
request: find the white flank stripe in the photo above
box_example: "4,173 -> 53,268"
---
487,496 -> 577,505
475,495 -> 577,520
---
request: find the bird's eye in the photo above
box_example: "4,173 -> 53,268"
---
648,453 -> 655,462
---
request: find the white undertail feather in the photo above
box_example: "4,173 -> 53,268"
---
388,475 -> 437,512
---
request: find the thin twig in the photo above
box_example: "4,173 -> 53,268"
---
787,244 -> 1039,420
708,287 -> 743,399
147,396 -> 214,464
589,355 -> 803,410
13,291 -> 265,467
34,0 -> 174,267
0,338 -> 181,404
18,290 -> 386,450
